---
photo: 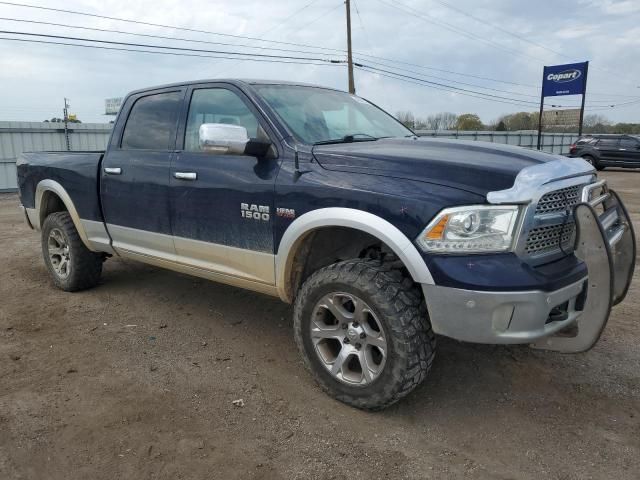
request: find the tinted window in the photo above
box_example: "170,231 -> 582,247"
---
121,91 -> 182,150
619,138 -> 639,149
596,138 -> 619,148
185,88 -> 261,152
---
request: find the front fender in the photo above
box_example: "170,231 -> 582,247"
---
275,207 -> 434,302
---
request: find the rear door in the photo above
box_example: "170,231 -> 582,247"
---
595,138 -> 619,163
101,88 -> 185,257
169,83 -> 281,285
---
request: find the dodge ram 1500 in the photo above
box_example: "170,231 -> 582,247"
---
17,80 -> 636,409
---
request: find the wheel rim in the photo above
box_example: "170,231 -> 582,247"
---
310,292 -> 387,386
47,228 -> 71,279
583,156 -> 593,165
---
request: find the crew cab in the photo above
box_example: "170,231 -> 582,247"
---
17,80 -> 636,409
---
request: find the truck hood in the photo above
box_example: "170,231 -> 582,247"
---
312,137 -> 565,196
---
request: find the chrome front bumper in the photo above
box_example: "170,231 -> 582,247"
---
421,183 -> 635,349
422,279 -> 586,344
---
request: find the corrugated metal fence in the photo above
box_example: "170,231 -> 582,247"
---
0,121 -> 112,192
415,130 -> 579,155
0,123 -> 579,192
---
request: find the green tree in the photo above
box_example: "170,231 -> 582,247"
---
456,113 -> 483,131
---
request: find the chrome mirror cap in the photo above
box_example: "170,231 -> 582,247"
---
199,123 -> 249,154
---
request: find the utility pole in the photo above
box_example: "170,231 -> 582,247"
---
63,97 -> 70,151
345,0 -> 355,94
577,61 -> 589,137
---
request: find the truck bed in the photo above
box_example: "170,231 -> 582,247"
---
17,151 -> 105,223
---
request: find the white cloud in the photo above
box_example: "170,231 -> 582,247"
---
0,0 -> 638,124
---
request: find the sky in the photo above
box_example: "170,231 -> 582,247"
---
0,0 -> 639,124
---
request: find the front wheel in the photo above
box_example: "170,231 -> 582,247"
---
293,258 -> 436,410
41,212 -> 103,291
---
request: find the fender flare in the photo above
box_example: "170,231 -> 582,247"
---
275,207 -> 434,302
35,179 -> 93,250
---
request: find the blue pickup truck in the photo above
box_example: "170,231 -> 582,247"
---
17,80 -> 636,409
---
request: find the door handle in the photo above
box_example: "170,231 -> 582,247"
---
104,167 -> 122,175
174,172 -> 197,181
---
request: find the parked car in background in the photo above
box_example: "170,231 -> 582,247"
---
568,134 -> 640,170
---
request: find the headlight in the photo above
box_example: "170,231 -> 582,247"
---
416,205 -> 520,253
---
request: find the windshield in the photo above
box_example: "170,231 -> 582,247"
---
253,84 -> 413,144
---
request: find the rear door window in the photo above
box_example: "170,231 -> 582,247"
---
121,91 -> 183,150
596,138 -> 619,148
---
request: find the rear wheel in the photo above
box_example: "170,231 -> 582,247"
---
41,212 -> 103,291
293,257 -> 436,410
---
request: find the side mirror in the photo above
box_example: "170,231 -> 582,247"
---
199,123 -> 249,155
199,123 -> 273,157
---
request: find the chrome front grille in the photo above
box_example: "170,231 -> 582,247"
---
523,183 -> 587,261
535,185 -> 582,215
525,223 -> 576,255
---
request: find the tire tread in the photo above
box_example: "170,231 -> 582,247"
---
293,255 -> 436,410
41,212 -> 103,292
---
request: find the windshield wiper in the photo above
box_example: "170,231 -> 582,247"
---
313,133 -> 380,145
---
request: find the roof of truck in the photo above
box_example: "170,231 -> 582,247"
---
126,79 -> 343,97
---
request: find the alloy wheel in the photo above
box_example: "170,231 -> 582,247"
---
47,228 -> 71,279
310,292 -> 387,386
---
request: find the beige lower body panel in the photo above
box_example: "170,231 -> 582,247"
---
107,224 -> 277,297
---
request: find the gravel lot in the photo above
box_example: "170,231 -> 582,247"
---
1,170 -> 639,480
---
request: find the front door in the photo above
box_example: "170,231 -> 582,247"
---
101,89 -> 184,258
595,137 -> 619,163
170,85 -> 280,285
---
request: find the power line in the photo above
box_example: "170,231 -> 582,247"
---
0,35 -> 344,67
0,16 -> 340,57
2,37 -> 636,113
296,2 -> 344,29
0,1 -> 347,53
203,3 -> 345,77
0,29 -> 341,62
358,64 -> 545,106
1,27 -> 631,110
0,12 -> 547,90
357,57 -> 542,99
257,0 -> 321,39
358,65 -> 640,111
3,0 -> 638,100
352,0 -> 373,51
374,0 -> 548,64
427,0 -> 567,59
357,65 -> 540,108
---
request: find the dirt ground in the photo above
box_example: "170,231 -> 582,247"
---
1,170 -> 639,480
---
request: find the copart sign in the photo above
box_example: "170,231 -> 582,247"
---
542,62 -> 588,97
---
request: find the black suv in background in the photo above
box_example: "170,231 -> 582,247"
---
568,134 -> 640,170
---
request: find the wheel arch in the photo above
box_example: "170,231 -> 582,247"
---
35,180 -> 92,250
275,207 -> 434,303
